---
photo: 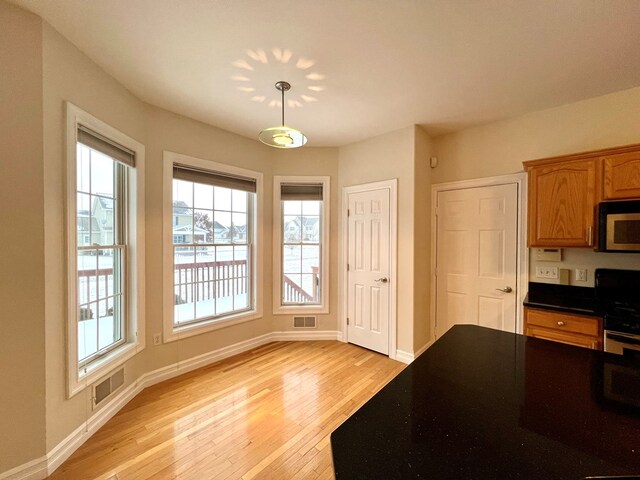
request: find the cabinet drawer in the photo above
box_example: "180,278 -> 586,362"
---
525,325 -> 600,350
525,309 -> 600,337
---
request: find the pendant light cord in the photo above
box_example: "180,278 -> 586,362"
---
281,86 -> 285,126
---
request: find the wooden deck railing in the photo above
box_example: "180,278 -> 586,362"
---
78,260 -> 318,307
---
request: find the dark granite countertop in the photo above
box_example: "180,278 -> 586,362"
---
331,325 -> 640,480
524,282 -> 599,316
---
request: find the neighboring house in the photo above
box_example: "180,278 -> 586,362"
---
92,195 -> 114,245
172,224 -> 208,245
76,210 -> 101,246
229,224 -> 247,242
213,221 -> 229,242
172,200 -> 192,228
284,216 -> 320,242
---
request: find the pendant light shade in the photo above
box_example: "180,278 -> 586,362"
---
259,81 -> 307,148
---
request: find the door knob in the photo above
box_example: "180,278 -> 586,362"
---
374,278 -> 389,283
495,286 -> 513,293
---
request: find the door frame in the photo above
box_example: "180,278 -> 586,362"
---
340,179 -> 398,359
430,173 -> 528,339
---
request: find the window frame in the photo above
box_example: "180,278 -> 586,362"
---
66,102 -> 146,398
273,176 -> 330,315
162,151 -> 263,342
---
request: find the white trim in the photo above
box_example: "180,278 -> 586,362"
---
65,102 -> 146,398
0,331 -> 341,480
0,457 -> 47,480
395,339 -> 435,365
340,179 -> 398,359
272,175 -> 331,315
162,151 -> 264,343
429,173 -> 528,343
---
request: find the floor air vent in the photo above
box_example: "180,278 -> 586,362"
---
93,368 -> 125,409
293,316 -> 317,328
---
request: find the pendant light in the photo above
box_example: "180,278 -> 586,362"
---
259,81 -> 307,148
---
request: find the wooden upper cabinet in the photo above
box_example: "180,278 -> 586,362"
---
603,151 -> 640,200
526,158 -> 598,247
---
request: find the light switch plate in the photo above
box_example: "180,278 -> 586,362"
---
535,266 -> 559,279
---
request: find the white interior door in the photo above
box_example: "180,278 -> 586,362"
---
347,188 -> 390,355
435,183 -> 518,338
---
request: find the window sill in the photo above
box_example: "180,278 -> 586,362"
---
165,309 -> 262,342
273,304 -> 328,316
69,341 -> 141,398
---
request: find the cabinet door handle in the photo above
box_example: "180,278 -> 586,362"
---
557,321 -> 566,326
586,225 -> 593,246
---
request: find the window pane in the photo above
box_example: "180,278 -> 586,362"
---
173,179 -> 193,207
301,274 -> 317,301
283,215 -> 301,243
194,209 -> 214,243
77,144 -> 91,193
174,246 -> 196,324
214,211 -> 231,244
283,200 -> 301,216
302,245 -> 320,274
194,256 -> 215,320
78,301 -> 98,362
302,215 -> 320,243
214,186 -> 232,211
172,170 -> 254,325
283,245 -> 301,274
232,190 -> 247,213
90,150 -> 114,198
193,182 -> 213,209
302,201 -> 320,216
94,196 -> 115,245
232,213 -> 247,243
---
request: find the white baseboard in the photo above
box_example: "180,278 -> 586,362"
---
395,338 -> 436,364
1,331 -> 341,480
0,456 -> 47,480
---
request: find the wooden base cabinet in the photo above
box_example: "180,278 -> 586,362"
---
524,307 -> 602,350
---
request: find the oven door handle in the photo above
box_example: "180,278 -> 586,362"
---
606,332 -> 640,346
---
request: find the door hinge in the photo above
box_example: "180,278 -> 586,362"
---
435,207 -> 439,217
347,209 -> 350,217
347,263 -> 350,271
347,318 -> 350,325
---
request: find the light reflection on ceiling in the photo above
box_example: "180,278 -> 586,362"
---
231,48 -> 326,109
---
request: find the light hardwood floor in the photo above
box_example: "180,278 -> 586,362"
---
49,341 -> 405,480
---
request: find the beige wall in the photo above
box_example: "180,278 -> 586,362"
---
271,147 -> 340,332
432,86 -> 640,287
338,126 -> 416,353
413,126 -> 433,351
0,2 -> 46,471
432,86 -> 640,184
41,22 -> 149,451
142,105 -> 275,375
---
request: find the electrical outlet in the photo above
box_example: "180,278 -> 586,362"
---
535,266 -> 559,279
575,268 -> 587,282
153,333 -> 162,346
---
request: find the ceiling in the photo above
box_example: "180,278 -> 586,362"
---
11,0 -> 640,146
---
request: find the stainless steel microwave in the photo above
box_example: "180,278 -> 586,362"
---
598,200 -> 640,252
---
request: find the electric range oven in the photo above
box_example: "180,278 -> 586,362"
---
595,268 -> 640,357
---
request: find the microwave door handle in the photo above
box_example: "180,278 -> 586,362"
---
606,332 -> 640,347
